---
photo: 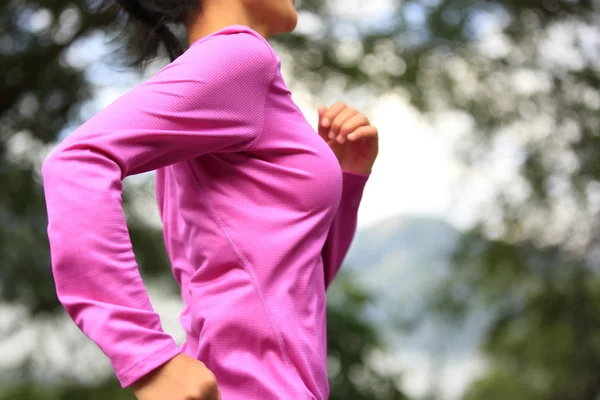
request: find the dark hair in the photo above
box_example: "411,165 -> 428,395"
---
101,0 -> 200,67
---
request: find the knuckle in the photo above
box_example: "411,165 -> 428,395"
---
196,375 -> 218,392
202,373 -> 217,383
206,375 -> 219,389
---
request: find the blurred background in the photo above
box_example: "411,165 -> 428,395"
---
2,0 -> 600,398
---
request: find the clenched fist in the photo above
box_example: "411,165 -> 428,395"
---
131,353 -> 221,400
317,102 -> 379,175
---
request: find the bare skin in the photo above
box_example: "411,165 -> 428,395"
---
185,0 -> 298,42
132,353 -> 221,400
132,1 -> 378,399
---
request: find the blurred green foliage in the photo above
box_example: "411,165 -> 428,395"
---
3,0 -> 600,398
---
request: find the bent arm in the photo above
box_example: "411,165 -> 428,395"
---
41,31 -> 276,387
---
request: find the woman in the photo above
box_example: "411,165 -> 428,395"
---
41,0 -> 379,398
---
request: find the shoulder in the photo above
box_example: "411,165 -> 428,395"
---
158,26 -> 278,84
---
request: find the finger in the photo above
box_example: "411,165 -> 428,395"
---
321,102 -> 348,129
347,125 -> 378,141
317,104 -> 328,119
330,107 -> 358,142
338,114 -> 370,137
317,104 -> 330,139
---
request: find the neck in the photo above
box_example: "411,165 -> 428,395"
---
185,2 -> 271,44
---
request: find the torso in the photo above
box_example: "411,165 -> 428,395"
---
156,50 -> 342,400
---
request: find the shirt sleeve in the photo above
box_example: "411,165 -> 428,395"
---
40,31 -> 277,388
321,170 -> 370,289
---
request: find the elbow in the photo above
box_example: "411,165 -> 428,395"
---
41,143 -> 75,181
40,151 -> 66,192
41,152 -> 60,183
41,145 -> 127,185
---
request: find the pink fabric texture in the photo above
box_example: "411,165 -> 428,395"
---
41,25 -> 369,399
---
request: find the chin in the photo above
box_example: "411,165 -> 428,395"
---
283,14 -> 298,33
271,8 -> 298,35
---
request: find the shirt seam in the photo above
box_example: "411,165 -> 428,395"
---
186,27 -> 276,153
186,164 -> 310,399
241,40 -> 278,152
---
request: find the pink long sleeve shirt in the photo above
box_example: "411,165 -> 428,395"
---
41,25 -> 369,399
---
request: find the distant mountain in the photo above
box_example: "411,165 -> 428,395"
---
346,216 -> 458,314
336,216 -> 490,399
343,216 -> 460,332
349,216 -> 460,272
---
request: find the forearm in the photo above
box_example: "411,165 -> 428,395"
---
321,170 -> 369,288
42,149 -> 181,387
